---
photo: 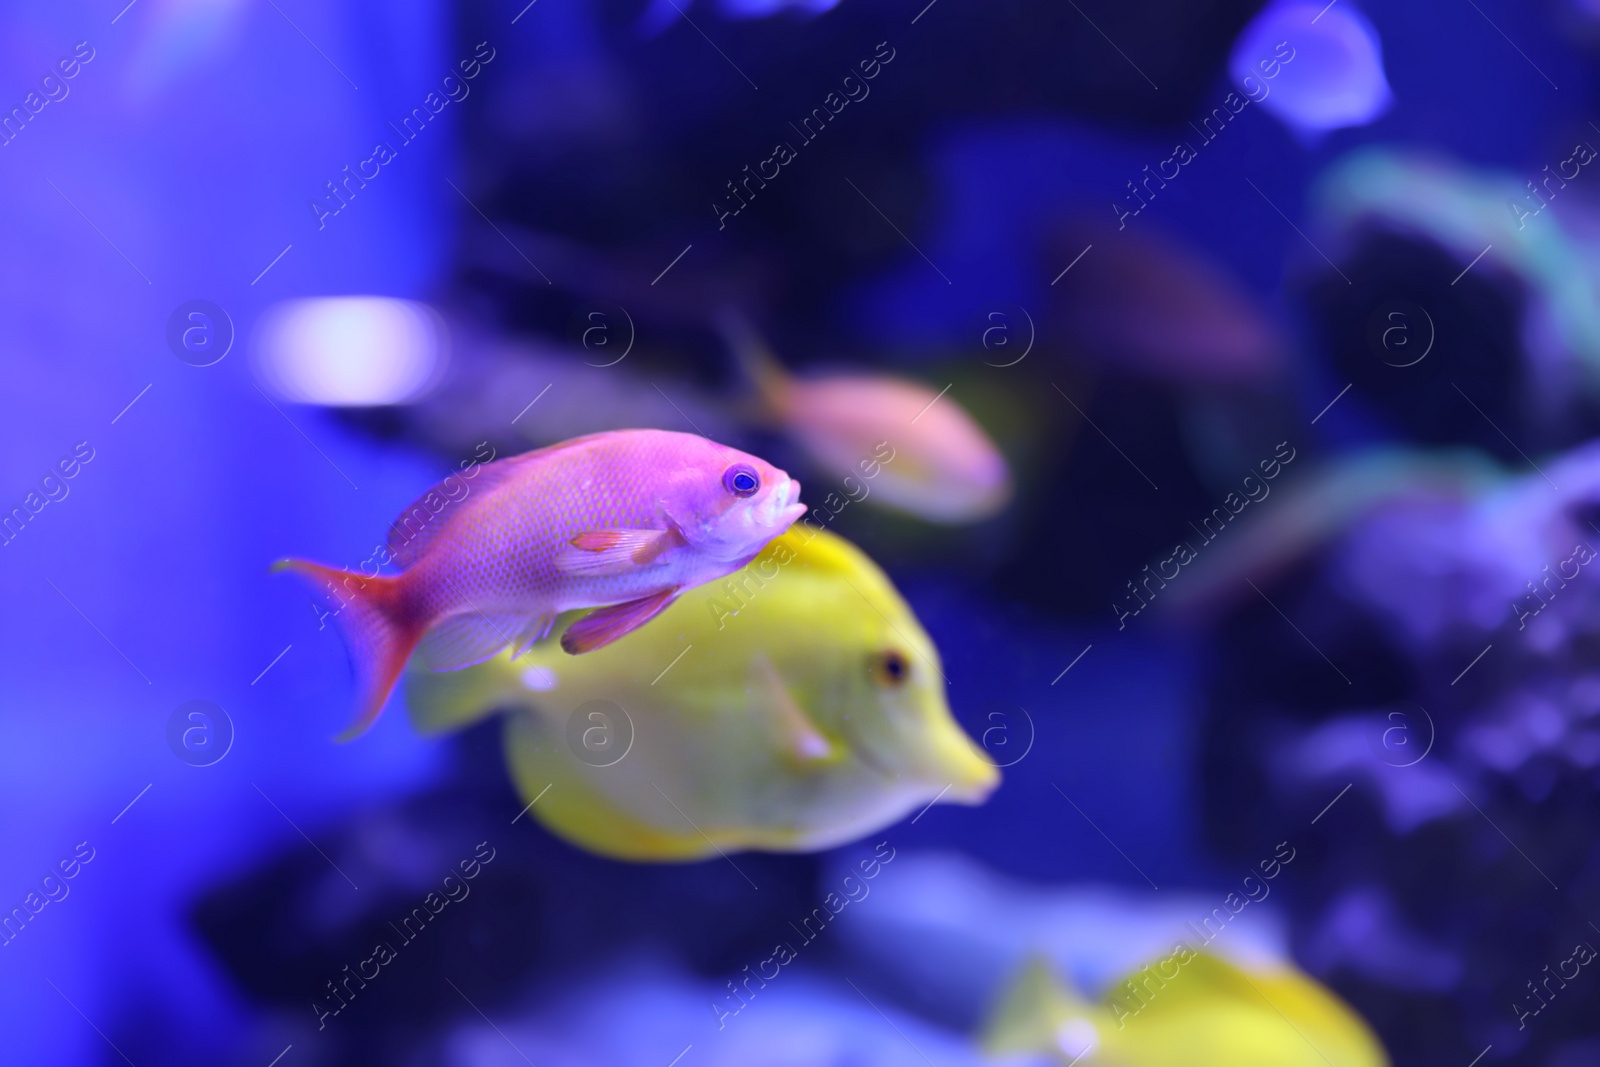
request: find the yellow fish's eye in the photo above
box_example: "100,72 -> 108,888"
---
871,649 -> 910,687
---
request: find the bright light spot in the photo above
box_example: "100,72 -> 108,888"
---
1230,1 -> 1392,136
1055,1017 -> 1099,1059
521,665 -> 559,691
253,297 -> 446,406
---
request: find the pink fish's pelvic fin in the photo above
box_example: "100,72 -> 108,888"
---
554,529 -> 677,576
273,558 -> 418,741
560,587 -> 681,655
510,613 -> 559,659
415,612 -> 522,671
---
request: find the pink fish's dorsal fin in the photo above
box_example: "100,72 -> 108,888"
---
385,433 -> 619,568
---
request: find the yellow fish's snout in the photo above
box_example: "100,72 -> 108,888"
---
945,748 -> 1001,804
923,721 -> 1002,804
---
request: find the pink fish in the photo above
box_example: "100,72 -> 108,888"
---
277,429 -> 805,739
719,313 -> 1013,524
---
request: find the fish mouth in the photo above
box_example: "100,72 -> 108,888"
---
855,721 -> 1000,804
943,756 -> 1001,804
848,736 -> 998,806
703,478 -> 806,561
762,477 -> 805,529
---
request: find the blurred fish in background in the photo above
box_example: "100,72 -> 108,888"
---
718,313 -> 1014,523
1043,221 -> 1288,387
823,851 -> 1386,1065
983,952 -> 1387,1066
833,851 -> 1289,1023
450,220 -> 1018,525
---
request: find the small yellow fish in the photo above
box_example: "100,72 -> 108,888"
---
406,526 -> 998,860
719,314 -> 1012,524
983,952 -> 1388,1067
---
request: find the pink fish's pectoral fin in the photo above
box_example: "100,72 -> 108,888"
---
415,612 -> 523,671
559,588 -> 681,655
553,528 -> 681,577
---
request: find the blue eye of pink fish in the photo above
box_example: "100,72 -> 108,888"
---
723,464 -> 760,497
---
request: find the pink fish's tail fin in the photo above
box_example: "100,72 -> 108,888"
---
272,558 -> 420,742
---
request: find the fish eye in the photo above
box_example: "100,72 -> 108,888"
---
722,464 -> 760,497
871,649 -> 910,687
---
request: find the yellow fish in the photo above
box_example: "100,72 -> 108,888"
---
983,952 -> 1388,1067
406,526 -> 998,860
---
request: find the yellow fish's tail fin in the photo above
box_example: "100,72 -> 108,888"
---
981,955 -> 1102,1061
272,558 -> 419,742
714,307 -> 792,420
405,650 -> 527,736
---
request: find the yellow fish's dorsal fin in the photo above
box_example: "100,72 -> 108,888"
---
1113,952 -> 1392,1067
1119,951 -> 1258,1009
981,955 -> 1099,1060
404,651 -> 525,736
755,528 -> 940,670
714,308 -> 793,419
759,527 -> 883,587
1114,951 -> 1313,1014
